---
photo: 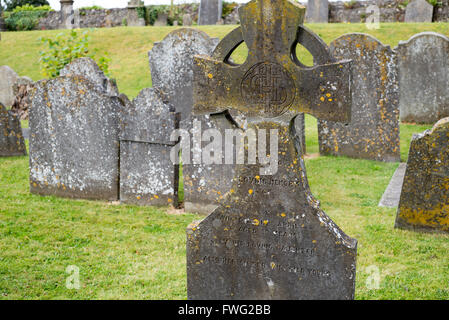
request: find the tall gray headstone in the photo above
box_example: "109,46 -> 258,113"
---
149,29 -> 219,123
305,0 -> 329,23
405,0 -> 434,23
29,60 -> 122,201
396,32 -> 449,124
0,103 -> 27,157
187,0 -> 357,300
149,28 -> 229,214
319,34 -> 400,162
120,88 -> 180,207
198,0 -> 223,25
0,66 -> 19,107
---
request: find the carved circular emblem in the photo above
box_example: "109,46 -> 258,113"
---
241,62 -> 296,118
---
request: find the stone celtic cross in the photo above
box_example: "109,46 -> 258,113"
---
187,0 -> 357,300
193,0 -> 352,122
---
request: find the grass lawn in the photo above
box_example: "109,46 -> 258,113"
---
1,23 -> 449,300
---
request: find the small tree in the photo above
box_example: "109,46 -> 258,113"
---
39,30 -> 110,79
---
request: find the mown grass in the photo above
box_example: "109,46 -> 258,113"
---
1,23 -> 449,98
1,23 -> 449,299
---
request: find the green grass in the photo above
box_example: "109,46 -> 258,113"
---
1,23 -> 449,98
1,23 -> 449,299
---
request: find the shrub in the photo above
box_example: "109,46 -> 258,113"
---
79,5 -> 104,11
4,6 -> 50,31
39,30 -> 111,79
222,2 -> 238,19
4,0 -> 49,12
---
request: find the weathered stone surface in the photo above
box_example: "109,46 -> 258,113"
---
60,57 -> 119,97
0,103 -> 27,157
395,118 -> 449,234
379,163 -> 407,208
396,32 -> 449,124
148,28 -> 225,214
305,0 -> 329,23
0,66 -> 19,107
187,0 -> 357,300
405,0 -> 433,22
29,75 -> 122,201
198,0 -> 223,25
318,34 -> 400,162
182,113 -> 238,214
120,88 -> 179,207
148,28 -> 219,122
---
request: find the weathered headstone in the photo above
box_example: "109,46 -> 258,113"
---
396,32 -> 449,124
149,29 -> 218,123
404,0 -> 434,23
149,28 -> 229,214
154,13 -> 168,26
0,103 -> 27,157
198,0 -> 223,25
379,163 -> 406,208
29,60 -> 122,201
395,118 -> 449,234
120,88 -> 180,207
305,0 -> 329,23
0,66 -> 19,107
60,57 -> 119,97
187,0 -> 357,300
182,14 -> 192,26
318,34 -> 400,162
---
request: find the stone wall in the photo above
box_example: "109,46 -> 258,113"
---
38,8 -> 128,30
22,0 -> 449,30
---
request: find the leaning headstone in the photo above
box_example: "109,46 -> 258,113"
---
120,88 -> 180,207
198,0 -> 223,25
187,0 -> 357,300
318,34 -> 400,162
182,14 -> 192,26
404,0 -> 433,23
379,163 -> 407,208
60,57 -> 119,97
0,103 -> 27,157
396,32 -> 449,124
0,66 -> 19,107
305,0 -> 329,23
29,60 -> 122,201
395,118 -> 449,234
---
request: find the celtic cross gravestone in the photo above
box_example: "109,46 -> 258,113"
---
187,0 -> 357,300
